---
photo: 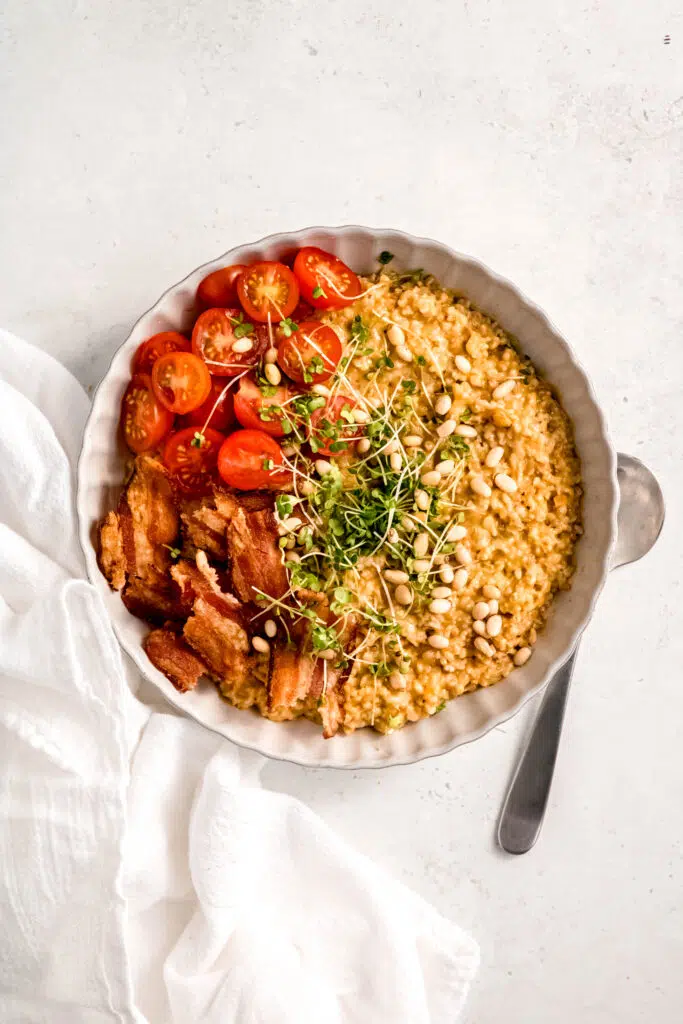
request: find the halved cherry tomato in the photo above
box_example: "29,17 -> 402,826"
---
236,262 -> 300,323
182,377 -> 236,433
277,321 -> 342,386
191,307 -> 265,376
151,350 -> 212,414
196,265 -> 246,310
162,426 -> 226,495
217,429 -> 291,491
120,373 -> 174,454
233,375 -> 292,438
132,332 -> 190,375
293,247 -> 362,310
309,395 -> 363,457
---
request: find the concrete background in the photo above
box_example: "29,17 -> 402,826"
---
1,2 -> 682,1021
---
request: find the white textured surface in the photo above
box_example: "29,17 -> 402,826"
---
1,1 -> 682,1021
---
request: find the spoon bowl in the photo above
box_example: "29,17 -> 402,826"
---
614,454 -> 665,568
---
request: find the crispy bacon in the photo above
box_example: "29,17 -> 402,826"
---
121,577 -> 188,624
98,456 -> 179,597
144,628 -> 208,692
171,554 -> 250,686
212,491 -> 289,604
181,497 -> 229,561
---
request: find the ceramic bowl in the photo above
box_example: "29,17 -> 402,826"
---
77,226 -> 617,768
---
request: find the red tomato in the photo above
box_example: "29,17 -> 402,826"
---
183,377 -> 236,433
151,351 -> 212,414
196,265 -> 246,310
120,373 -> 174,454
277,321 -> 342,386
217,429 -> 291,490
236,262 -> 300,323
191,307 -> 266,376
309,395 -> 363,457
162,426 -> 226,495
293,247 -> 362,310
233,375 -> 292,438
132,332 -> 190,375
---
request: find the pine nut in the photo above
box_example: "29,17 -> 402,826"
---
486,446 -> 505,468
482,584 -> 501,600
432,553 -> 446,565
415,489 -> 431,511
403,434 -> 423,447
439,565 -> 455,584
455,354 -> 471,373
487,599 -> 499,615
456,424 -> 477,438
264,347 -> 278,363
446,524 -> 467,542
300,480 -> 316,495
514,646 -> 532,667
252,636 -> 270,654
473,620 -> 487,636
320,649 -> 337,661
455,543 -> 472,565
389,671 -> 407,690
232,338 -> 254,354
420,470 -> 441,487
264,362 -> 282,386
264,619 -> 277,638
355,356 -> 372,371
395,346 -> 413,363
431,586 -> 452,599
472,601 -> 490,620
315,459 -> 332,475
486,614 -> 502,637
429,598 -> 452,614
356,437 -> 371,454
413,558 -> 431,573
279,516 -> 303,534
394,583 -> 413,605
474,637 -> 494,657
529,627 -> 538,644
471,476 -> 492,498
435,395 -> 452,416
453,568 -> 469,589
414,532 -> 429,557
384,569 -> 410,584
493,379 -> 515,400
384,439 -> 400,454
386,324 -> 405,347
438,459 -> 456,474
390,452 -> 402,472
352,407 -> 370,423
494,473 -> 518,493
281,445 -> 296,457
312,383 -> 331,397
387,527 -> 399,544
436,418 -> 456,438
428,634 -> 449,649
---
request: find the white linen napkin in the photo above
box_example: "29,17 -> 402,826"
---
0,328 -> 479,1024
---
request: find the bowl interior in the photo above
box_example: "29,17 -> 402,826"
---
78,226 -> 617,768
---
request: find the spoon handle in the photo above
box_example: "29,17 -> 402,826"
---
497,647 -> 579,854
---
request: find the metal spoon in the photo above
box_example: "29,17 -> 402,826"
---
497,453 -> 665,855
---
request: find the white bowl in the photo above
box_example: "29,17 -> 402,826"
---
77,226 -> 617,769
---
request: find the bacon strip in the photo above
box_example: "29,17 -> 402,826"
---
98,456 -> 179,599
214,491 -> 289,603
171,555 -> 250,686
181,498 -> 229,561
144,628 -> 208,692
